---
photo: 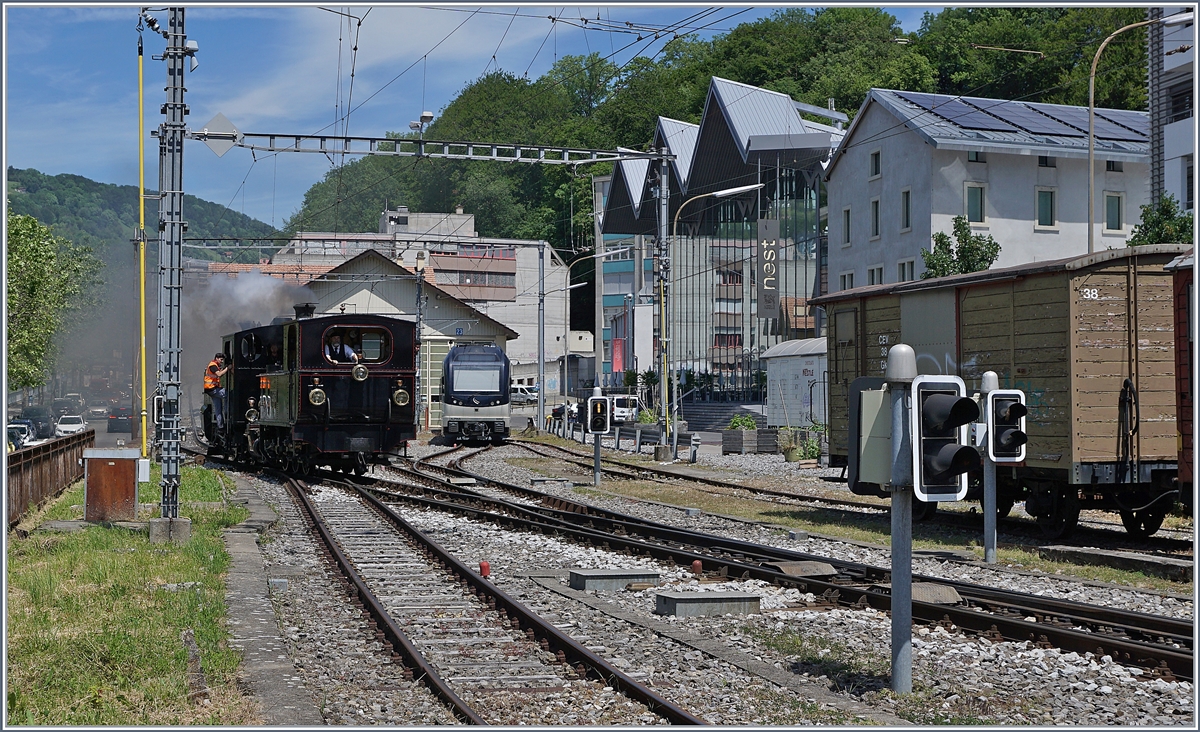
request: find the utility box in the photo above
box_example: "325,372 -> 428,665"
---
84,448 -> 140,522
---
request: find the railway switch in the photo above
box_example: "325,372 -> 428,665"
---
911,375 -> 980,502
986,390 -> 1028,463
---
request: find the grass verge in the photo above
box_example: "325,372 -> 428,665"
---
5,466 -> 256,725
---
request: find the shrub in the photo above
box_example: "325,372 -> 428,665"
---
636,409 -> 656,424
728,414 -> 758,430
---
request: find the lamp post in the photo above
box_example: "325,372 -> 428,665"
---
554,248 -> 630,412
669,182 -> 765,441
1089,11 -> 1193,254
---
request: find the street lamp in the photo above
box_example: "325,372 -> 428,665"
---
1089,11 -> 1193,254
666,182 -> 765,444
562,247 -> 630,403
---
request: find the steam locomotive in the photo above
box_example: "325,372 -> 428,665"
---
203,309 -> 418,474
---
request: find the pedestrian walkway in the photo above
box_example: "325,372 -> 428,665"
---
224,474 -> 325,725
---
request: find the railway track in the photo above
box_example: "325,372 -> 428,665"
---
509,439 -> 1194,555
280,471 -> 706,725
378,447 -> 1194,683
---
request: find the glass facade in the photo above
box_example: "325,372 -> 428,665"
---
669,166 -> 822,398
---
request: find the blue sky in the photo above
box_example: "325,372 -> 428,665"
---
4,4 -> 938,227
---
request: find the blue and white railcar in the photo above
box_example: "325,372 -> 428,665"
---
441,344 -> 510,443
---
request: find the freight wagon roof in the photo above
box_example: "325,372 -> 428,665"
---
810,243 -> 1191,306
760,337 -> 827,359
1165,248 -> 1194,271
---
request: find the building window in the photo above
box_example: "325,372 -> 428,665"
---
897,260 -> 915,282
1187,157 -> 1194,211
842,207 -> 851,245
966,184 -> 986,223
870,198 -> 880,238
1038,156 -> 1056,168
867,266 -> 884,285
1105,193 -> 1123,231
901,189 -> 911,231
869,150 -> 881,178
968,151 -> 986,163
1036,189 -> 1056,227
1106,160 -> 1123,172
1168,81 -> 1193,124
713,333 -> 743,348
839,272 -> 854,291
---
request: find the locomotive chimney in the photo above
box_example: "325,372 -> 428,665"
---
293,302 -> 317,319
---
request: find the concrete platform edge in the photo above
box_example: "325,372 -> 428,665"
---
223,473 -> 325,725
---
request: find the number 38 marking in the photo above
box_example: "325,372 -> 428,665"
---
1080,288 -> 1100,300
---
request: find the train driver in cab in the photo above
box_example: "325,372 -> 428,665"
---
325,333 -> 360,364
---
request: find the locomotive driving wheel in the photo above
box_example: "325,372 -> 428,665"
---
353,452 -> 368,476
912,500 -> 938,522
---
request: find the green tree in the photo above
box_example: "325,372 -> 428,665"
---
921,215 -> 1001,279
6,209 -> 104,388
1128,193 -> 1194,246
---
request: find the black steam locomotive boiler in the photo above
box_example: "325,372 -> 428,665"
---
203,308 -> 418,474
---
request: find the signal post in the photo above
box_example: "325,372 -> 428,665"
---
980,370 -> 1028,564
587,387 -> 611,487
851,345 -> 982,694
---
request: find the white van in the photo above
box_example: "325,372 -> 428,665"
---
611,395 -> 639,423
510,385 -> 537,405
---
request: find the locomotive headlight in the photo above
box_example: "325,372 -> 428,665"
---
351,364 -> 369,382
308,388 -> 327,406
245,408 -> 260,422
392,389 -> 410,406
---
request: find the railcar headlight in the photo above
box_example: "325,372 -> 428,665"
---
351,364 -> 369,382
245,408 -> 260,422
308,388 -> 327,406
392,389 -> 410,406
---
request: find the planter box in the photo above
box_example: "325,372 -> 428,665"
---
722,430 -> 757,455
756,427 -> 778,454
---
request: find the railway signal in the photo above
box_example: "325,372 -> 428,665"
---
986,389 -> 1028,463
587,396 -> 611,435
911,375 -> 980,502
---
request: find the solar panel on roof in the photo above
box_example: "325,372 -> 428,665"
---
961,98 -> 1085,137
1093,109 -> 1148,137
1025,103 -> 1145,142
896,92 -> 1019,132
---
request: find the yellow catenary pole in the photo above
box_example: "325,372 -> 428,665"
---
138,33 -> 149,457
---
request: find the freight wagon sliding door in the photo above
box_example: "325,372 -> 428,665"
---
1070,257 -> 1176,475
828,307 -> 859,459
959,277 -> 1072,471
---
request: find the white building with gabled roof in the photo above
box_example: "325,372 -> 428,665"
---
824,89 -> 1150,291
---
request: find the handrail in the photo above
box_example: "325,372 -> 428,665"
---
7,430 -> 96,526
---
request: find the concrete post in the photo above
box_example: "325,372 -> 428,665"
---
885,344 -> 916,695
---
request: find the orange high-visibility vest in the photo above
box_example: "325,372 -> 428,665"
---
204,360 -> 221,390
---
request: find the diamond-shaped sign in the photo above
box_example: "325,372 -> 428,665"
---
199,112 -> 239,157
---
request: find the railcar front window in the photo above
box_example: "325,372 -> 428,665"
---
452,368 -> 501,393
322,327 -> 391,364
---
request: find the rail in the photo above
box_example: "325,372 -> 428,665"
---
7,430 -> 95,526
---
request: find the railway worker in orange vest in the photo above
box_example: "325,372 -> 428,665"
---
204,353 -> 230,429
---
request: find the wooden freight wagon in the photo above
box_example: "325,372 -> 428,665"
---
1165,249 -> 1193,508
812,244 -> 1188,539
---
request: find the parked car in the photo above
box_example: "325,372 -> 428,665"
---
510,385 -> 536,405
87,400 -> 111,420
551,402 -> 578,422
107,406 -> 133,433
64,393 -> 85,410
55,414 -> 87,437
52,398 -> 78,417
21,405 -> 54,438
7,424 -> 29,450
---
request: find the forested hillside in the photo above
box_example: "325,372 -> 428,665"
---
6,166 -> 278,266
286,6 -> 1150,247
